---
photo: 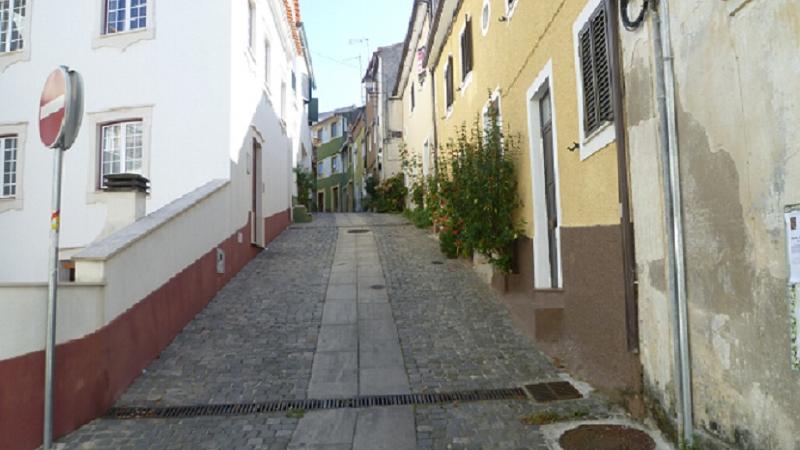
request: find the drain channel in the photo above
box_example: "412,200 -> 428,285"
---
107,388 -> 526,420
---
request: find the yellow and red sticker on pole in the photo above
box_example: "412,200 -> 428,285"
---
51,210 -> 60,231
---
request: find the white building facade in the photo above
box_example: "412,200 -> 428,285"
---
0,0 -> 314,282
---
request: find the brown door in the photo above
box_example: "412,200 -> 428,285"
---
251,139 -> 262,245
539,88 -> 559,287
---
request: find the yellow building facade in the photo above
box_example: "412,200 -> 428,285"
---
426,0 -> 640,400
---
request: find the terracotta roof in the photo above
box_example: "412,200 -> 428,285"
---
283,0 -> 304,55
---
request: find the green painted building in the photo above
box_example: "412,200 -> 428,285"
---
315,136 -> 352,212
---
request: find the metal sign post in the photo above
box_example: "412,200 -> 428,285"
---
39,66 -> 84,450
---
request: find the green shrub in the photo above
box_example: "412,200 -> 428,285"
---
294,167 -> 314,210
403,208 -> 432,229
433,101 -> 524,272
374,173 -> 407,213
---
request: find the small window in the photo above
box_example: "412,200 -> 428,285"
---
481,0 -> 490,36
248,0 -> 256,50
291,71 -> 296,92
0,0 -> 26,52
100,120 -> 143,185
316,129 -> 323,140
280,82 -> 287,120
0,135 -> 18,197
104,0 -> 147,35
317,162 -> 323,175
410,80 -> 416,112
332,156 -> 339,173
331,122 -> 339,137
264,39 -> 271,85
460,17 -> 474,82
578,3 -> 613,136
444,56 -> 454,110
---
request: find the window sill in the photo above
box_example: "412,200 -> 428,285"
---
444,106 -> 454,120
93,27 -> 155,50
0,196 -> 23,214
459,72 -> 473,96
579,120 -> 615,161
503,1 -> 520,22
0,48 -> 30,73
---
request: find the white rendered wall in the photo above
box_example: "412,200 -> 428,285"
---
0,0 -> 232,282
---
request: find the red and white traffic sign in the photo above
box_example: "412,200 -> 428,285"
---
39,68 -> 68,149
38,66 -> 83,150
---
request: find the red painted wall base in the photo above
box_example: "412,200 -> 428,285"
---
0,217 -> 263,450
264,208 -> 291,245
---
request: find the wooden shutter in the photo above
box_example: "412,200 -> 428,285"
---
465,18 -> 473,78
446,56 -> 454,108
579,3 -> 613,135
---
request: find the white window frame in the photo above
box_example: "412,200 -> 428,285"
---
505,0 -> 520,21
86,106 -> 153,197
264,38 -> 271,90
444,54 -> 454,118
103,0 -> 149,35
526,59 -> 564,289
572,0 -> 615,161
93,0 -> 155,49
0,0 -> 30,73
0,0 -> 25,53
280,81 -> 287,123
248,0 -> 256,52
482,88 -> 503,136
0,122 -> 26,212
480,0 -> 491,36
0,135 -> 19,198
99,120 -> 144,186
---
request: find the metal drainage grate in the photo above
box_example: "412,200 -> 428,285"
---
347,229 -> 371,234
107,388 -> 527,420
523,381 -> 583,402
431,261 -> 444,265
370,285 -> 385,290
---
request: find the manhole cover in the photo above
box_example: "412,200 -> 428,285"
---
524,381 -> 582,402
370,285 -> 385,290
559,425 -> 655,450
431,261 -> 444,265
347,229 -> 370,234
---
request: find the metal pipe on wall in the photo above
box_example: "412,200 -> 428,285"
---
651,0 -> 694,445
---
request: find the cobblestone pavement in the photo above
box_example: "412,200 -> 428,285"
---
60,414 -> 299,450
372,222 -> 560,393
118,221 -> 336,407
57,213 -> 625,449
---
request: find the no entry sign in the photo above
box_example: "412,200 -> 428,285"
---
38,66 -> 84,150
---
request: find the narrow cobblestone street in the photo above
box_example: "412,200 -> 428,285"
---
57,214 -> 623,450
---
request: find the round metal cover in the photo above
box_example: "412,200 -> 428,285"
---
559,425 -> 655,450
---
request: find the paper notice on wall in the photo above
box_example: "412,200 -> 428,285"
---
790,285 -> 800,371
786,206 -> 800,371
785,208 -> 800,284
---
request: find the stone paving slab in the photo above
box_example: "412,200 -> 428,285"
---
288,410 -> 357,448
352,406 -> 415,450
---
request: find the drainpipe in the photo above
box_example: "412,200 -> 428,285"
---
423,0 -> 440,170
607,0 -> 639,353
652,0 -> 694,445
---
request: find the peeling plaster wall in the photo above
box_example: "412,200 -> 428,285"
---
621,1 -> 800,448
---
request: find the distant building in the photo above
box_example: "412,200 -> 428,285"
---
363,43 -> 404,184
311,106 -> 361,212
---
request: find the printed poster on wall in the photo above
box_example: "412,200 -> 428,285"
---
785,206 -> 800,370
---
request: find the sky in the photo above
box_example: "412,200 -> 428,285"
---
301,0 -> 413,113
